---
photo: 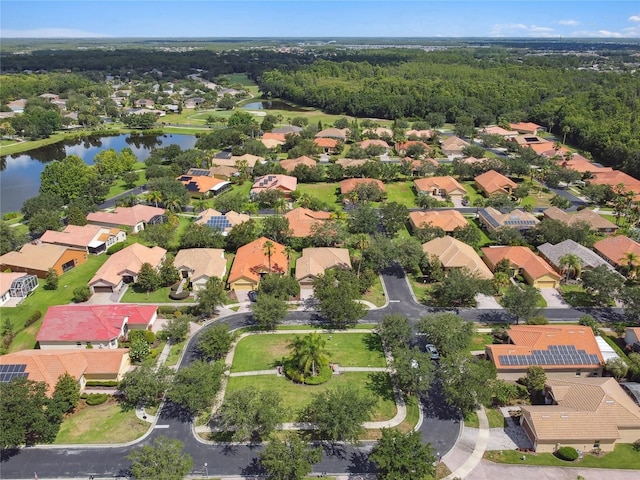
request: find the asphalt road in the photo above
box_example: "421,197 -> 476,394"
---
0,266 -> 625,478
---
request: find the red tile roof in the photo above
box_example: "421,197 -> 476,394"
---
482,246 -> 560,281
339,178 -> 386,195
593,235 -> 640,267
228,237 -> 288,284
87,205 -> 165,228
475,169 -> 517,195
284,207 -> 331,237
314,137 -> 339,148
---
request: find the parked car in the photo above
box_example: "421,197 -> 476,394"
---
425,343 -> 440,361
248,290 -> 258,302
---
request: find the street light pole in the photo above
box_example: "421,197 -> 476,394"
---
204,462 -> 208,478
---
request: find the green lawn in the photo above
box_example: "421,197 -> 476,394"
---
121,286 -> 194,304
106,170 -> 146,198
225,372 -> 397,423
383,181 -> 417,208
560,284 -> 598,307
462,181 -> 483,205
469,332 -> 494,351
485,407 -> 507,428
230,332 -> 386,372
3,254 -> 110,352
407,274 -> 433,305
362,274 -> 386,307
54,399 -> 149,444
296,182 -> 342,207
469,218 -> 493,247
165,340 -> 186,367
484,443 -> 640,469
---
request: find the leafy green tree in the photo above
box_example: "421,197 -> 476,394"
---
252,294 -> 289,330
348,203 -> 379,234
179,223 -> 225,249
391,347 -> 436,396
417,313 -> 475,356
51,373 -> 80,414
619,285 -> 640,322
45,268 -> 59,290
72,286 -> 91,303
578,315 -> 600,336
258,274 -> 300,301
136,262 -> 161,293
302,384 -> 376,443
0,221 -> 28,255
28,209 -> 63,236
195,277 -> 227,315
214,192 -> 247,214
262,215 -> 293,244
158,256 -> 180,287
523,365 -> 547,403
129,336 -> 151,363
118,365 -> 172,411
370,429 -> 436,480
66,206 -> 88,226
500,283 -> 541,324
0,377 -> 62,448
605,357 -> 629,380
139,223 -> 175,249
158,316 -> 191,344
581,265 -> 624,306
218,387 -> 286,441
259,433 -> 322,480
438,353 -> 497,416
225,218 -> 259,251
122,171 -> 140,189
393,236 -> 426,274
197,323 -> 236,361
40,155 -> 98,204
362,234 -> 396,272
309,219 -> 347,247
379,202 -> 408,236
378,314 -> 413,353
452,224 -> 482,247
431,267 -> 493,307
167,360 -> 224,415
127,436 -> 193,480
313,269 -> 367,328
288,333 -> 329,378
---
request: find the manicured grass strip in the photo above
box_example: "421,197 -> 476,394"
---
165,340 -> 186,367
362,274 -> 386,307
230,332 -> 386,372
384,181 -> 417,207
464,410 -> 479,428
121,286 -> 193,304
224,372 -> 397,423
297,182 -> 341,207
485,407 -> 507,428
469,332 -> 494,352
484,443 -> 640,469
54,399 -> 148,444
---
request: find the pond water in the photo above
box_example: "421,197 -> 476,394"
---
241,100 -> 308,112
0,133 -> 197,214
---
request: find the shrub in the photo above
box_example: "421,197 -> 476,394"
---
2,212 -> 19,220
143,330 -> 156,344
525,315 -> 549,325
555,446 -> 579,461
85,381 -> 119,387
72,286 -> 92,303
303,364 -> 332,385
85,393 -> 109,406
633,439 -> 640,452
283,360 -> 332,385
169,291 -> 190,300
106,242 -> 127,255
24,310 -> 42,327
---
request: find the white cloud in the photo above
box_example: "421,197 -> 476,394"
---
570,28 -> 639,38
629,15 -> 640,22
558,19 -> 580,26
489,23 -> 554,37
0,28 -> 110,38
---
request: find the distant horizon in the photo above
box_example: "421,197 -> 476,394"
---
1,1 -> 639,39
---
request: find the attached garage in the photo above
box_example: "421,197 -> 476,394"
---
92,286 -> 114,293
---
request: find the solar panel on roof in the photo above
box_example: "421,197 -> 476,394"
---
205,216 -> 232,231
0,364 -> 28,383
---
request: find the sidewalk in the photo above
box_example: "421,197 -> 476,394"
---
442,407 -> 490,480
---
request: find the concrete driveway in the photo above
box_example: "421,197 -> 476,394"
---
475,294 -> 503,309
539,288 -> 571,308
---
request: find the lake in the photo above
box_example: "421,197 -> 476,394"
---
241,100 -> 308,112
0,133 -> 197,214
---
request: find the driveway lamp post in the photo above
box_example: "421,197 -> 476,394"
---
204,462 -> 208,478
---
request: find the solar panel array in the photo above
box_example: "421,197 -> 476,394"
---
189,169 -> 211,176
479,209 -> 501,229
503,216 -> 537,227
256,175 -> 276,187
205,216 -> 232,231
0,364 -> 28,383
499,345 -> 600,367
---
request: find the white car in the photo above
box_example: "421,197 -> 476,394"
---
425,344 -> 440,361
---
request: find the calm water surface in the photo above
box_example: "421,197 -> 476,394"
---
0,134 -> 197,213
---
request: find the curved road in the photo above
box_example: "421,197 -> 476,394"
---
0,266 -> 621,478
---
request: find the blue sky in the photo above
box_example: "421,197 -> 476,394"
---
1,1 -> 639,38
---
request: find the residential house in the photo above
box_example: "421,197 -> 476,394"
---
509,122 -> 544,134
280,156 -> 317,173
37,304 -> 158,349
624,327 -> 640,353
186,165 -> 239,180
409,210 -> 468,233
184,97 -> 204,108
89,243 -> 166,294
296,248 -> 352,288
262,132 -> 287,143
40,224 -> 127,255
173,248 -> 226,291
0,243 -> 87,279
474,170 -> 517,196
537,239 -> 616,276
405,129 -> 433,139
477,207 -> 539,233
87,205 -> 166,233
7,99 -> 26,113
315,128 -> 348,141
194,209 -> 251,235
358,139 -> 390,151
395,140 -> 431,157
211,154 -> 265,172
363,127 -> 393,138
134,99 -> 154,108
527,142 -> 568,157
422,236 -> 493,279
314,137 -> 339,153
589,170 -> 640,201
261,138 -> 283,149
511,135 -> 549,147
479,125 -> 519,138
407,157 -> 439,176
440,136 -> 470,158
482,246 -> 561,288
336,158 -> 368,169
284,207 -> 331,238
485,325 -> 604,381
558,154 -> 613,175
250,174 -> 298,199
0,349 -> 131,395
176,174 -> 232,198
520,377 -> 640,453
414,176 -> 467,202
272,125 -> 303,135
339,178 -> 386,197
593,235 -> 640,269
228,237 -> 288,292
0,272 -> 38,306
542,207 -> 617,234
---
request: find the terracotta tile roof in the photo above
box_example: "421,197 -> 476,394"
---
0,244 -> 84,272
558,155 -> 613,173
408,157 -> 439,169
284,207 -> 331,237
593,235 -> 640,267
87,205 -> 165,228
363,127 -> 392,137
474,170 -> 517,195
409,210 -> 468,232
590,170 -> 640,199
262,132 -> 287,142
89,243 -> 166,287
358,139 -> 390,149
194,209 -> 251,233
339,178 -> 386,195
441,136 -> 470,151
512,135 -> 548,146
228,237 -> 288,284
211,154 -> 264,169
0,349 -> 129,395
173,248 -> 226,281
336,158 -> 368,168
509,122 -> 543,133
177,174 -> 228,194
404,129 -> 433,138
315,128 -> 347,140
520,377 -> 640,442
314,137 -> 339,148
480,126 -> 518,136
543,207 -> 617,231
422,236 -> 493,279
37,305 -> 157,343
261,138 -> 284,149
482,246 -> 560,281
486,325 -> 603,370
295,248 -> 352,281
0,272 -> 29,295
395,140 -> 431,153
527,142 -> 564,155
279,156 -> 317,173
414,176 -> 466,195
41,224 -> 103,249
250,174 -> 297,195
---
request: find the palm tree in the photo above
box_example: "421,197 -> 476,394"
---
146,190 -> 162,208
559,254 -> 583,282
562,125 -> 571,145
621,252 -> 640,280
263,240 -> 275,273
165,196 -> 183,214
193,199 -> 209,213
288,333 -> 329,377
283,245 -> 294,274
